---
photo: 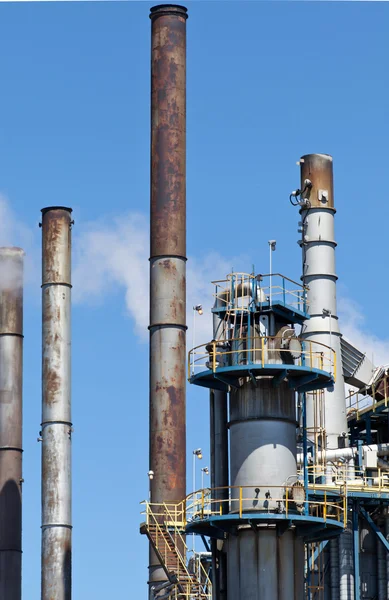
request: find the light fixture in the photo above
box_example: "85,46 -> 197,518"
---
268,240 -> 276,251
193,448 -> 202,460
194,304 -> 203,315
201,467 -> 209,475
147,470 -> 154,480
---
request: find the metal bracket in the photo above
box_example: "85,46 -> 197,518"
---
293,373 -> 319,390
272,369 -> 287,388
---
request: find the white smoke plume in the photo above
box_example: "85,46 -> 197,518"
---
72,210 -> 248,346
2,195 -> 389,369
0,195 -> 39,290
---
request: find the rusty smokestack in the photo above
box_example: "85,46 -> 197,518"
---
149,3 -> 188,591
0,247 -> 24,600
40,207 -> 73,600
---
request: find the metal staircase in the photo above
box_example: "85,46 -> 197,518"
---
140,501 -> 212,599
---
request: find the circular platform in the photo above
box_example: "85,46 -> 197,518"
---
185,511 -> 344,543
189,363 -> 334,393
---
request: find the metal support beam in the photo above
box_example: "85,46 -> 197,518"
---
359,505 -> 389,552
308,540 -> 329,570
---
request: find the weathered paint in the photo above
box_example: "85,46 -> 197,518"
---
149,4 -> 188,592
41,207 -> 72,600
300,153 -> 334,209
150,4 -> 187,259
0,247 -> 24,600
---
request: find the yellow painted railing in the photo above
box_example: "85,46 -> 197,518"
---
142,485 -> 346,532
302,464 -> 389,495
184,486 -> 345,527
188,336 -> 336,381
212,272 -> 309,313
142,501 -> 212,598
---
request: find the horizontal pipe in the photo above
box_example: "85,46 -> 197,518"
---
297,443 -> 389,464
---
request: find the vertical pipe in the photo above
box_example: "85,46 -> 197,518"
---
299,154 -> 348,451
385,510 -> 389,600
352,504 -> 360,600
330,538 -> 340,600
0,247 -> 24,600
149,3 -> 188,592
339,522 -> 354,600
210,309 -> 228,600
377,522 -> 386,600
41,207 -> 73,600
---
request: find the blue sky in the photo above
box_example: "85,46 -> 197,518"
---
0,1 -> 388,598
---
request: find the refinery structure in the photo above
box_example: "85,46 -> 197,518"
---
0,4 -> 388,600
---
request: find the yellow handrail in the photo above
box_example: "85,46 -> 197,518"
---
143,500 -> 212,595
188,335 -> 336,381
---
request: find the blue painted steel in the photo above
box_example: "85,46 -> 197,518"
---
211,300 -> 309,323
359,506 -> 389,552
190,363 -> 334,393
308,540 -> 329,570
306,542 -> 311,600
185,512 -> 344,540
353,501 -> 360,600
366,417 -> 372,444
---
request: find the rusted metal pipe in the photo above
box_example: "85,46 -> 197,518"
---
41,207 -> 73,600
0,247 -> 24,600
149,3 -> 188,592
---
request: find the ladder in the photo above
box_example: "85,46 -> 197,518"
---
140,502 -> 212,599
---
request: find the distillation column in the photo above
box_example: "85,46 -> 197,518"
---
149,4 -> 188,594
41,207 -> 73,600
299,153 -> 347,450
0,247 -> 24,600
298,154 -> 350,600
227,363 -> 304,598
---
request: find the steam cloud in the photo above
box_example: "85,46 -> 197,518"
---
1,195 -> 388,366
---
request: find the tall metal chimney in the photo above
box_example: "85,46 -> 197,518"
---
298,154 -> 347,450
149,3 -> 188,592
40,207 -> 73,600
0,247 -> 24,600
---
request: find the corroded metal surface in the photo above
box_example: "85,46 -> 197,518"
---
0,247 -> 24,600
300,153 -> 334,209
41,207 -> 72,600
150,4 -> 187,259
149,4 -> 188,591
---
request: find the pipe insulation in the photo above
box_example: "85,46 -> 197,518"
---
297,443 -> 389,464
299,154 -> 348,450
0,247 -> 24,600
41,207 -> 73,600
339,525 -> 354,600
